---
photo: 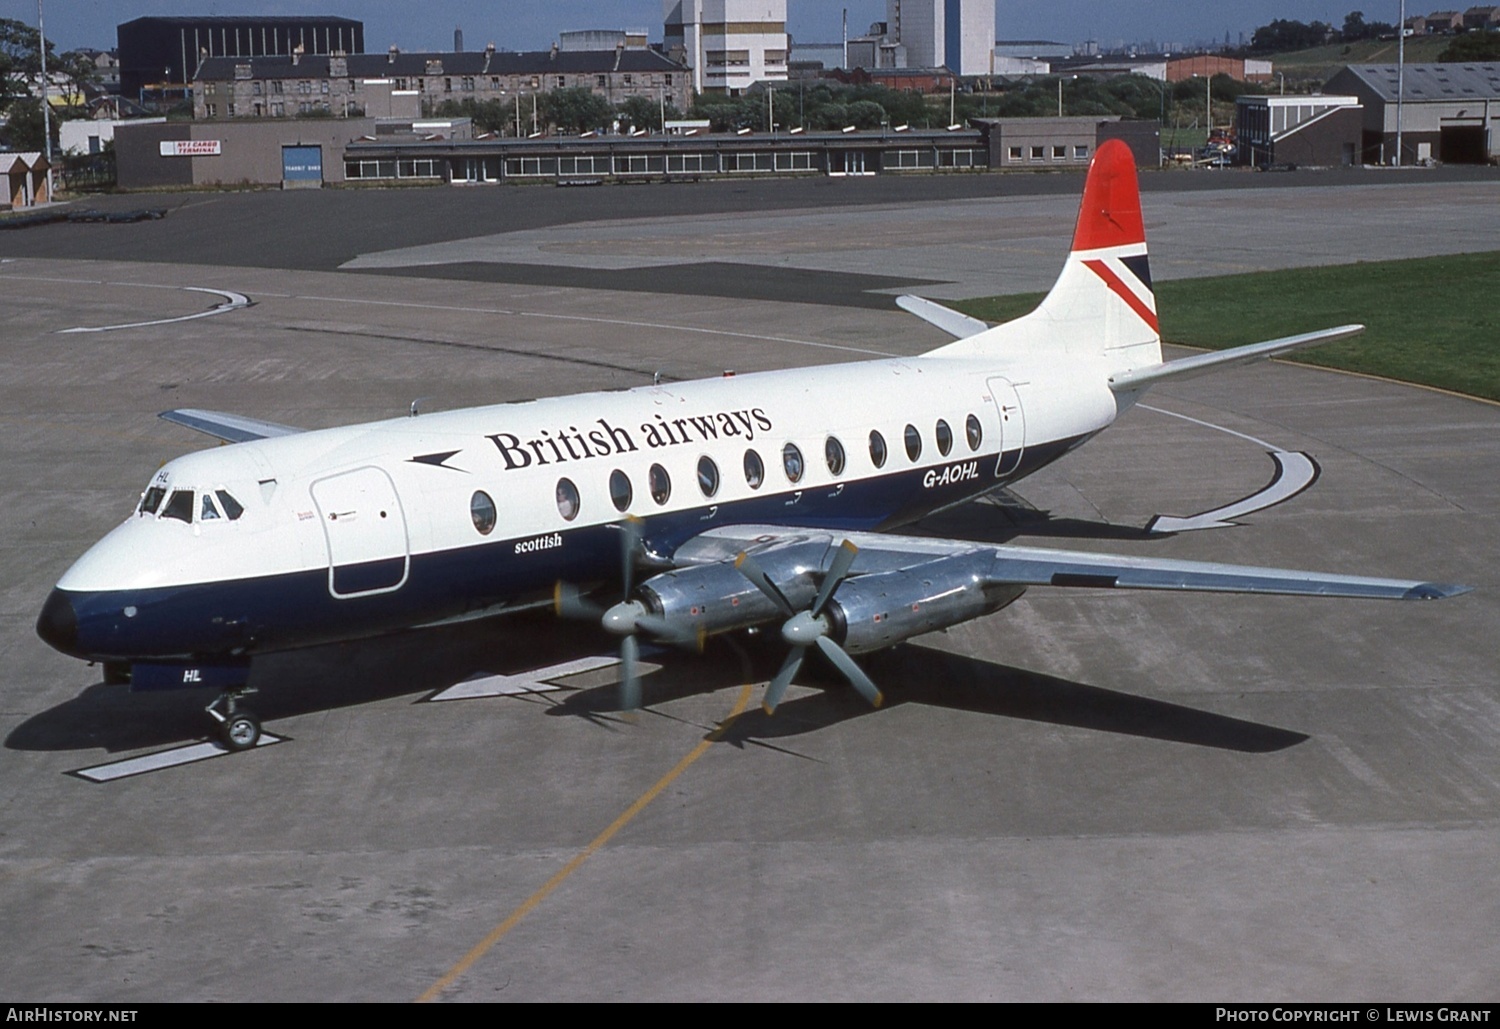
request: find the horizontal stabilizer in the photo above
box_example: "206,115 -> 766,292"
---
896,295 -> 989,340
159,408 -> 303,444
1110,325 -> 1365,393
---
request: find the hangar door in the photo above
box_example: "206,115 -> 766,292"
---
1440,126 -> 1486,164
310,467 -> 409,598
282,145 -> 324,185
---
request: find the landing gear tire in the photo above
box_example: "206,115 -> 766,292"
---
221,710 -> 261,752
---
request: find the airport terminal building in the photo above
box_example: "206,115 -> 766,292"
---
115,116 -> 1160,190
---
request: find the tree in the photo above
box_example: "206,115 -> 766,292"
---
1343,11 -> 1368,41
1440,31 -> 1500,62
540,86 -> 612,134
617,93 -> 680,132
0,17 -> 60,150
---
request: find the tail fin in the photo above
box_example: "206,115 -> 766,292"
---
925,139 -> 1163,377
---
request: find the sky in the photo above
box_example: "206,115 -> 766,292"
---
8,1 -> 1401,55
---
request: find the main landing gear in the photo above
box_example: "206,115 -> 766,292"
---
206,687 -> 261,752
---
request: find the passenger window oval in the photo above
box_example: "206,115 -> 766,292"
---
744,449 -> 764,490
782,442 -> 805,483
648,463 -> 671,505
609,470 -> 633,512
869,430 -> 887,469
697,455 -> 720,498
825,436 -> 846,476
935,419 -> 953,456
471,490 -> 497,535
904,424 -> 922,462
966,414 -> 983,451
555,478 -> 580,522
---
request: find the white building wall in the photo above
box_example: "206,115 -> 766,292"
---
887,0 -> 994,75
664,0 -> 787,93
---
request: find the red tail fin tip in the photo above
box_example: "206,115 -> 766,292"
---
1070,139 -> 1145,252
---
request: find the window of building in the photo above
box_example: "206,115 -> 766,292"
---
1008,145 -> 1021,159
1074,144 -> 1089,159
597,75 -> 607,88
1030,145 -> 1043,160
462,76 -> 475,91
1053,145 -> 1066,159
271,80 -> 283,94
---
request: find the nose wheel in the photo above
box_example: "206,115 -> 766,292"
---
207,688 -> 261,752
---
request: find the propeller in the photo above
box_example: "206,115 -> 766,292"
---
735,539 -> 883,715
554,518 -> 699,712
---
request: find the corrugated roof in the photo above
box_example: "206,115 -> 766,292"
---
1337,63 -> 1500,101
196,49 -> 687,82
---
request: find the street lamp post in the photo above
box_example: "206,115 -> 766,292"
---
37,0 -> 54,203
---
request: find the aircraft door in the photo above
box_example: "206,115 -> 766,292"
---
987,377 -> 1027,479
310,467 -> 410,598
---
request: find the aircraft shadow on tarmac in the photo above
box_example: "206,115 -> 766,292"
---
9,606 -> 1304,756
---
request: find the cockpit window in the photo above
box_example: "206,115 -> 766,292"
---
200,494 -> 221,521
139,486 -> 166,516
215,490 -> 245,521
160,490 -> 194,523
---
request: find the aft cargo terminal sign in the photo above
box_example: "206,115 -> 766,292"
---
158,140 -> 221,157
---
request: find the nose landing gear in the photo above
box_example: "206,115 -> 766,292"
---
207,687 -> 261,751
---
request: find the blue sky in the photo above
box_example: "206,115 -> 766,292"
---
14,2 -> 1398,54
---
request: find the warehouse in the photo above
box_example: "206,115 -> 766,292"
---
1235,95 -> 1363,168
1325,63 -> 1500,164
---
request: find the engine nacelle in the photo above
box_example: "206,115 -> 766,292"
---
638,541 -> 833,638
824,554 -> 1025,654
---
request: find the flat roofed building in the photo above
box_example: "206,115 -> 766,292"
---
1235,94 -> 1362,167
664,0 -> 788,93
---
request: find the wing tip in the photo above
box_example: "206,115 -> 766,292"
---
1402,583 -> 1472,600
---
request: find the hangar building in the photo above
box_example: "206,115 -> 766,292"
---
1325,63 -> 1500,164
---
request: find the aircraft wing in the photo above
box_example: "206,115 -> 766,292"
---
671,525 -> 1469,602
158,408 -> 304,444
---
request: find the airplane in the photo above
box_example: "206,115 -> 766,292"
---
35,140 -> 1469,752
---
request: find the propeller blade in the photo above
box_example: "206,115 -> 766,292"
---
734,550 -> 796,616
763,646 -> 805,714
811,539 -> 859,617
814,636 -> 884,709
616,516 -> 643,596
555,581 -> 603,621
620,631 -> 641,712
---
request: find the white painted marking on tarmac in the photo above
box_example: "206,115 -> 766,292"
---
1139,404 -> 1322,532
1147,450 -> 1320,533
58,287 -> 251,334
1138,402 -> 1278,449
429,655 -> 622,701
71,733 -> 283,782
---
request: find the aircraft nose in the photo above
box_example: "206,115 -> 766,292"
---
36,589 -> 79,656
